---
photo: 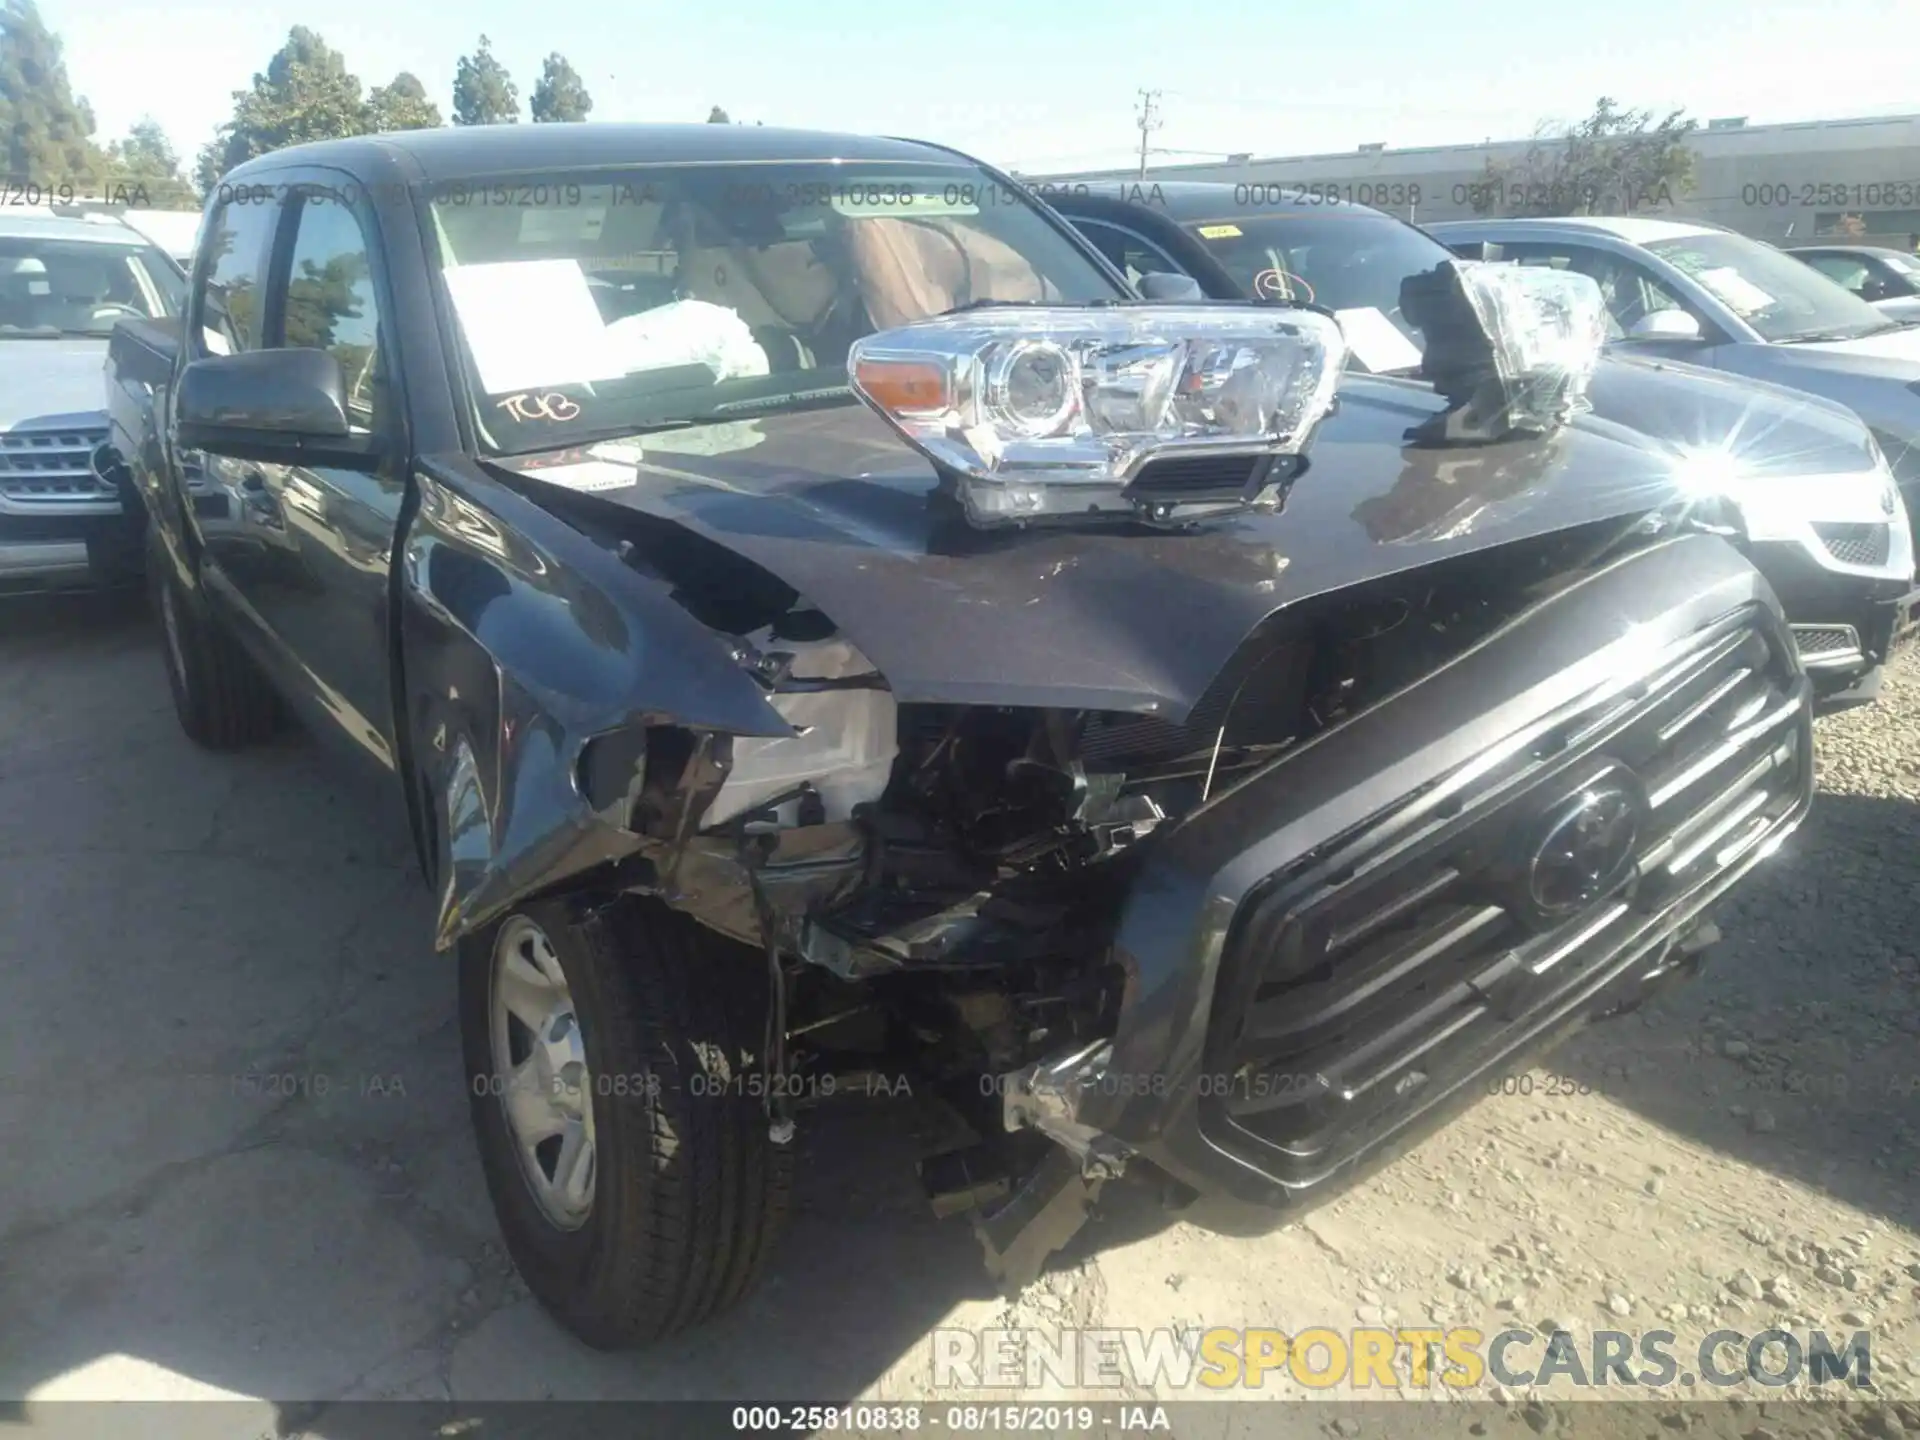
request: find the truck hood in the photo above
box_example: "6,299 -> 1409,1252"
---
0,337 -> 111,431
502,374 -> 1742,721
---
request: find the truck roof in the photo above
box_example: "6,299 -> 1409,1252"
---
225,123 -> 978,185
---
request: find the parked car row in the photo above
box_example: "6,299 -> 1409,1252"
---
0,207 -> 188,588
1045,187 -> 1920,709
10,121 -> 1910,1352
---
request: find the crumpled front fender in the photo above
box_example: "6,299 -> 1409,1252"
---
398,458 -> 792,951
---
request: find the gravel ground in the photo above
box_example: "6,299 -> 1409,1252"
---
0,595 -> 1916,1438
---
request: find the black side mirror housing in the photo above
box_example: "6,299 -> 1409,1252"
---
1137,271 -> 1206,302
177,348 -> 378,468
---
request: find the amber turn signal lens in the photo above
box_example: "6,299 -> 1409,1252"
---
854,358 -> 948,414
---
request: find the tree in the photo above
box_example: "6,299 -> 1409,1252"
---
706,105 -> 730,124
451,35 -> 519,125
0,0 -> 110,188
368,71 -> 441,131
530,53 -> 591,123
104,118 -> 195,206
1469,97 -> 1696,217
196,27 -> 370,190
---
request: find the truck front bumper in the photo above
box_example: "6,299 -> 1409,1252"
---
1045,537 -> 1814,1230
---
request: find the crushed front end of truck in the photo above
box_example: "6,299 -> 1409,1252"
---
447,263 -> 1815,1289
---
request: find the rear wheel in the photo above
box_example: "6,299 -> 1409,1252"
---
152,553 -> 280,750
459,896 -> 793,1348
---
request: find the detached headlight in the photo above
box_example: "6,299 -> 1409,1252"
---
848,305 -> 1347,526
1401,260 -> 1608,437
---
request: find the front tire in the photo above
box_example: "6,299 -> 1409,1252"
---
152,553 -> 279,750
459,897 -> 794,1348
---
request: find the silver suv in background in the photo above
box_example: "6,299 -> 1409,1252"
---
1785,244 -> 1920,324
1423,217 -> 1920,521
0,209 -> 186,589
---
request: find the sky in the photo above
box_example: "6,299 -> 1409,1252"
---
49,0 -> 1920,178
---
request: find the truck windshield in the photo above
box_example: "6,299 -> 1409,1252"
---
1185,210 -> 1450,361
0,235 -> 185,336
424,162 -> 1125,454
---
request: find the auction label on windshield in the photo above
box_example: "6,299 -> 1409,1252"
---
441,258 -> 628,393
1195,223 -> 1242,238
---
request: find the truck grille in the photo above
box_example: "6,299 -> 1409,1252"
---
1202,607 -> 1809,1175
1812,521 -> 1891,568
0,428 -> 116,503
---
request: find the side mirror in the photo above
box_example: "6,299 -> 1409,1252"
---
176,348 -> 376,466
1627,309 -> 1704,342
1137,271 -> 1205,302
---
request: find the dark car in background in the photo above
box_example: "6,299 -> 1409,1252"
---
1046,184 -> 1920,708
1786,244 -> 1920,323
0,208 -> 184,589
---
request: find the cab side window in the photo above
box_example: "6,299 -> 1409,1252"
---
195,198 -> 279,356
276,189 -> 387,433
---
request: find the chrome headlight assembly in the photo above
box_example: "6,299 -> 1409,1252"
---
848,305 -> 1348,527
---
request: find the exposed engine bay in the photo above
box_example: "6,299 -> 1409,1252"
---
568,504 -> 1661,1277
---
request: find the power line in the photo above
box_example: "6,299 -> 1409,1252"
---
1134,89 -> 1163,180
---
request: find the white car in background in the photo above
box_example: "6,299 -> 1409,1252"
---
118,209 -> 201,271
1425,217 -> 1920,521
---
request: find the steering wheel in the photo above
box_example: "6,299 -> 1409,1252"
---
90,302 -> 145,320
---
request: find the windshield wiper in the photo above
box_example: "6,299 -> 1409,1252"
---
937,297 -> 1121,317
0,325 -> 67,339
1776,327 -> 1880,344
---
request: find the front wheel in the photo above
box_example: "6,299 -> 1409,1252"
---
459,897 -> 794,1348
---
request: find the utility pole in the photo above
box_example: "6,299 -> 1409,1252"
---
1135,89 -> 1162,179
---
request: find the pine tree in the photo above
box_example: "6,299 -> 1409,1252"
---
104,118 -> 195,206
451,35 -> 519,126
530,54 -> 592,123
368,72 -> 441,132
0,0 -> 110,189
196,27 -> 371,190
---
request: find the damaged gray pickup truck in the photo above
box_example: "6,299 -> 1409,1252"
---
106,123 -> 1815,1349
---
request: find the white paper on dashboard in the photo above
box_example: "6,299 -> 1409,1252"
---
441,259 -> 628,393
1694,266 -> 1774,316
1335,307 -> 1423,374
519,459 -> 636,493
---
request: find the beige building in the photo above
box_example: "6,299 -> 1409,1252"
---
1043,112 -> 1920,248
